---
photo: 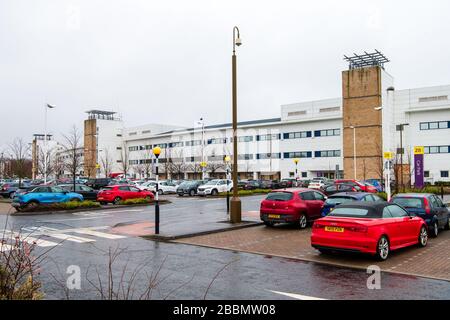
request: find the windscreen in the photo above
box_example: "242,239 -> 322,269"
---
391,197 -> 424,209
326,197 -> 356,205
266,192 -> 293,201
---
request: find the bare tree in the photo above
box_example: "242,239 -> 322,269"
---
37,146 -> 56,180
207,162 -> 224,178
53,150 -> 65,180
100,148 -> 114,178
8,138 -> 31,187
168,150 -> 187,180
62,126 -> 82,190
119,144 -> 130,178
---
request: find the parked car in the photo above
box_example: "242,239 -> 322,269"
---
364,179 -> 384,192
321,192 -> 385,216
260,189 -> 327,228
0,182 -> 27,199
86,178 -> 113,190
197,179 -> 233,196
308,178 -> 331,190
311,202 -> 428,261
259,180 -> 282,190
97,185 -> 154,205
238,180 -> 261,190
296,180 -> 311,188
177,180 -> 204,196
335,179 -> 377,193
11,186 -> 84,211
280,178 -> 298,188
390,193 -> 449,238
322,183 -> 362,196
59,184 -> 98,201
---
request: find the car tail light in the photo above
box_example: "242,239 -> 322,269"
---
424,198 -> 431,215
348,226 -> 368,233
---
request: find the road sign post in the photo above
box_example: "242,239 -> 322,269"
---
383,152 -> 394,201
414,146 -> 425,189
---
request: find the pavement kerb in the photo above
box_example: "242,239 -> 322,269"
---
7,200 -> 171,216
141,221 -> 264,241
174,238 -> 450,283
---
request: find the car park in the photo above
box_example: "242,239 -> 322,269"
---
97,185 -> 154,205
11,186 -> 84,211
197,179 -> 233,196
307,178 -> 331,190
260,189 -> 327,228
364,179 -> 384,192
390,193 -> 449,238
59,184 -> 99,201
280,178 -> 298,188
321,192 -> 385,216
176,180 -> 204,196
238,180 -> 261,190
311,202 -> 428,261
0,182 -> 28,199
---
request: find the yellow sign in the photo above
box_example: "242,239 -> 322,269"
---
200,161 -> 207,168
293,158 -> 300,164
414,146 -> 425,155
383,152 -> 394,160
95,164 -> 100,169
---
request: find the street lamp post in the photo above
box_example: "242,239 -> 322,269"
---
200,118 -> 206,180
396,123 -> 410,193
294,159 -> 299,183
350,126 -> 357,180
153,147 -> 161,234
44,104 -> 55,184
224,156 -> 231,215
230,26 -> 242,224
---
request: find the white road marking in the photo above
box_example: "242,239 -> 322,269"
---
23,227 -> 96,243
269,290 -> 326,300
3,230 -> 59,247
70,228 -> 125,239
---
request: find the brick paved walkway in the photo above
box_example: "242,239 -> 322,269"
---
175,224 -> 450,281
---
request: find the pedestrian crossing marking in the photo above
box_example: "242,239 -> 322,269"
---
3,230 -> 59,247
70,228 -> 126,240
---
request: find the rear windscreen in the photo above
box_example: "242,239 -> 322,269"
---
266,192 -> 293,201
328,207 -> 370,217
100,187 -> 113,191
326,197 -> 356,205
392,197 -> 424,209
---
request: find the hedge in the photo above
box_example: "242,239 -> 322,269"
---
218,189 -> 272,197
118,198 -> 154,205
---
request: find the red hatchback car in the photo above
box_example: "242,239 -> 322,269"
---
97,185 -> 154,205
260,189 -> 327,229
311,202 -> 428,260
335,180 -> 377,193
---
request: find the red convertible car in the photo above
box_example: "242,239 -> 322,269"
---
311,202 -> 428,260
97,185 -> 154,205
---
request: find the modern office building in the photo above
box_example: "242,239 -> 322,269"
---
82,52 -> 450,184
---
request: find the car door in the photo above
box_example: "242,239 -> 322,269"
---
381,206 -> 402,248
81,185 -> 96,200
128,186 -> 142,199
51,186 -> 67,203
432,195 -> 448,228
387,204 -> 416,245
32,187 -> 52,203
300,191 -> 320,219
118,186 -> 131,200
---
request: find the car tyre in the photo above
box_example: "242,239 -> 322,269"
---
444,217 -> 450,231
100,202 -> 107,205
158,189 -> 163,195
375,236 -> 390,261
189,189 -> 195,197
211,189 -> 218,196
25,201 -> 39,211
318,249 -> 332,255
113,197 -> 122,205
264,221 -> 275,227
418,226 -> 428,247
298,213 -> 307,229
431,221 -> 439,238
9,192 -> 15,199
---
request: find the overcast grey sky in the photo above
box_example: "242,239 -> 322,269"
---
1,0 -> 450,152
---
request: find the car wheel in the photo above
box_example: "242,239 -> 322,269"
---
158,189 -> 163,195
418,226 -> 428,247
431,221 -> 439,238
264,221 -> 275,227
25,201 -> 39,211
444,217 -> 450,231
375,236 -> 390,261
298,213 -> 307,229
189,190 -> 195,197
113,197 -> 122,205
211,189 -> 218,196
100,202 -> 107,205
9,192 -> 15,199
318,249 -> 332,255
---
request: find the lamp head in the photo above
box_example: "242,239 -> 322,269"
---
153,147 -> 161,157
224,156 -> 231,162
294,159 -> 299,165
235,37 -> 242,47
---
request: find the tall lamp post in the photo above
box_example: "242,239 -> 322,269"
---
230,26 -> 242,224
44,103 -> 56,184
349,126 -> 357,180
153,147 -> 161,234
396,123 -> 410,192
293,158 -> 299,184
224,156 -> 231,215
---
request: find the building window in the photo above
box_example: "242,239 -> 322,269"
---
314,129 -> 340,137
314,150 -> 341,158
129,132 -> 137,136
283,152 -> 312,159
424,146 -> 450,154
424,171 -> 430,178
116,134 -> 122,137
207,138 -> 227,145
283,131 -> 312,139
420,121 -> 450,130
169,142 -> 183,148
256,153 -> 281,160
301,172 -> 307,178
256,134 -> 281,141
142,130 -> 151,134
128,146 -> 139,152
116,160 -> 122,163
185,140 -> 202,147
441,171 -> 449,178
319,107 -> 340,113
129,160 -> 139,165
287,110 -> 307,117
237,136 -> 253,142
237,154 -> 254,160
116,147 -> 122,150
153,143 -> 167,148
418,95 -> 448,103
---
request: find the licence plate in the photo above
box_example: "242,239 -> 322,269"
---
268,214 -> 281,219
325,226 -> 344,233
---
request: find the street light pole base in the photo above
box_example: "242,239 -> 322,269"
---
230,197 -> 242,223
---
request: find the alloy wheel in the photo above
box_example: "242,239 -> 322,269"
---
432,222 -> 439,238
419,227 -> 428,247
377,236 -> 389,260
299,214 -> 307,229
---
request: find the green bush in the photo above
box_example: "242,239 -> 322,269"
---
119,198 -> 154,205
377,192 -> 388,201
218,189 -> 272,197
55,200 -> 101,210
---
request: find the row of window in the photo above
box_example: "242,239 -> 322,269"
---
424,171 -> 450,178
424,146 -> 450,154
420,121 -> 450,130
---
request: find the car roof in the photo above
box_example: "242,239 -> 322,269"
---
330,192 -> 372,199
393,193 -> 433,198
336,202 -> 390,210
271,188 -> 315,193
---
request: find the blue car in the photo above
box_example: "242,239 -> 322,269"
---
391,193 -> 449,238
364,179 -> 384,192
12,185 -> 84,211
321,192 -> 385,216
